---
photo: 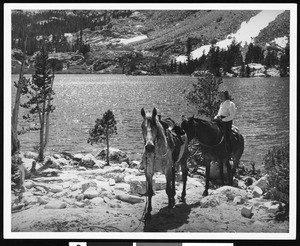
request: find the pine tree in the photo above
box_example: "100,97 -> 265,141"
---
88,110 -> 117,166
184,73 -> 223,119
21,46 -> 55,161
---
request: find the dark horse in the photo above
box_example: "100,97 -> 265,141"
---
141,108 -> 189,221
181,116 -> 244,196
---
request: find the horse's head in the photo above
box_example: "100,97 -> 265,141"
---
141,108 -> 159,153
181,115 -> 195,142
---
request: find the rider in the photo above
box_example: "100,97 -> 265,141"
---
214,90 -> 236,155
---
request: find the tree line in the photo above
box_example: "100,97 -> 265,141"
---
166,39 -> 290,77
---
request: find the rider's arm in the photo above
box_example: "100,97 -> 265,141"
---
222,102 -> 236,122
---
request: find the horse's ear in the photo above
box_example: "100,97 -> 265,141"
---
192,115 -> 194,119
141,108 -> 146,118
181,115 -> 186,121
152,108 -> 157,118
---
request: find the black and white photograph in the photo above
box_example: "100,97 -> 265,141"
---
3,3 -> 297,240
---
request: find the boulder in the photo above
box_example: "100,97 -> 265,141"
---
49,184 -> 63,193
73,153 -> 84,162
23,151 -> 39,160
96,148 -> 129,164
80,153 -> 97,168
90,197 -> 104,205
200,195 -> 220,208
128,176 -> 154,195
83,187 -> 99,199
212,186 -> 248,200
252,186 -> 263,198
233,196 -> 244,205
81,181 -> 98,193
24,180 -> 35,189
252,174 -> 269,192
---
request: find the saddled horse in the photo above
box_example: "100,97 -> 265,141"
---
141,108 -> 189,221
181,116 -> 244,196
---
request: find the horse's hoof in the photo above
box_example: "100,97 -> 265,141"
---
202,190 -> 208,197
144,213 -> 151,221
179,197 -> 186,203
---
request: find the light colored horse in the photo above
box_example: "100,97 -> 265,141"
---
141,108 -> 189,221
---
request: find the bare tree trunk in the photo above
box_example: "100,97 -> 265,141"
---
39,99 -> 46,162
44,71 -> 55,150
106,129 -> 110,166
11,36 -> 27,154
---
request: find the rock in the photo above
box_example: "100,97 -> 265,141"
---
44,157 -> 62,169
252,174 -> 269,192
109,178 -> 116,186
115,194 -> 144,204
78,166 -> 87,171
74,202 -> 85,208
233,196 -> 244,205
252,186 -> 263,198
12,203 -> 24,211
49,184 -> 63,193
128,176 -> 153,195
90,197 -> 104,205
268,204 -> 280,213
80,153 -> 97,168
37,196 -> 48,205
94,160 -> 106,169
114,183 -> 130,192
97,148 -> 129,164
45,201 -> 67,209
81,181 -> 98,193
241,205 -> 253,218
212,186 -> 248,200
75,194 -> 84,201
53,154 -> 61,159
39,168 -> 60,177
120,162 -> 129,168
24,180 -> 35,189
154,177 -> 166,191
73,153 -> 84,161
55,158 -> 69,166
24,151 -> 38,160
99,190 -> 114,200
21,192 -> 38,206
200,195 -> 220,208
83,187 -> 99,199
130,160 -> 141,169
244,176 -> 254,186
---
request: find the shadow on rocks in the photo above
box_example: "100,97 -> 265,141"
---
143,201 -> 200,232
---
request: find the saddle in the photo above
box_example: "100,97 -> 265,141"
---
160,117 -> 185,145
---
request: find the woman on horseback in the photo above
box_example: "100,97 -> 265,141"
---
214,90 -> 237,154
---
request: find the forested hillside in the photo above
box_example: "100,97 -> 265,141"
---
11,9 -> 290,76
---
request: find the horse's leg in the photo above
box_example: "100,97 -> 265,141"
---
180,160 -> 188,203
203,157 -> 210,197
144,173 -> 154,221
225,157 -> 233,186
219,158 -> 225,185
166,167 -> 175,208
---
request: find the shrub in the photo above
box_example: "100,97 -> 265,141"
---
263,144 -> 289,221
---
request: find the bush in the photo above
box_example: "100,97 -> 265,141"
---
263,144 -> 289,221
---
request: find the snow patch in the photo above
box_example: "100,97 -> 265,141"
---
119,35 -> 148,45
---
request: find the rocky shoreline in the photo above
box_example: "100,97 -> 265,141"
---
11,148 -> 288,233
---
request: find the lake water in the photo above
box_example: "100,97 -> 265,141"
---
11,74 -> 289,168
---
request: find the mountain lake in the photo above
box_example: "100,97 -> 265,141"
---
11,74 -> 289,169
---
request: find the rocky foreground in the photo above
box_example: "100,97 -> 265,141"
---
11,148 -> 289,233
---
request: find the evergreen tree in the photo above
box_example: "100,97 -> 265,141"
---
88,110 -> 117,166
184,73 -> 223,120
20,46 -> 55,161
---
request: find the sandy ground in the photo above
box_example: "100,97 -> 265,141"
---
11,167 -> 288,234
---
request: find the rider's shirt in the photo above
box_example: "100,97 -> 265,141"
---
215,100 -> 236,122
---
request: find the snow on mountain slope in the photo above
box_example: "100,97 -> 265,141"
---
176,10 -> 285,63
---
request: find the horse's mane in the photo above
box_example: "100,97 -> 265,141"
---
193,117 -> 215,128
154,116 -> 169,151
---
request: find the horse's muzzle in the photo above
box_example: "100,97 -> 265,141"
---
145,142 -> 155,153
